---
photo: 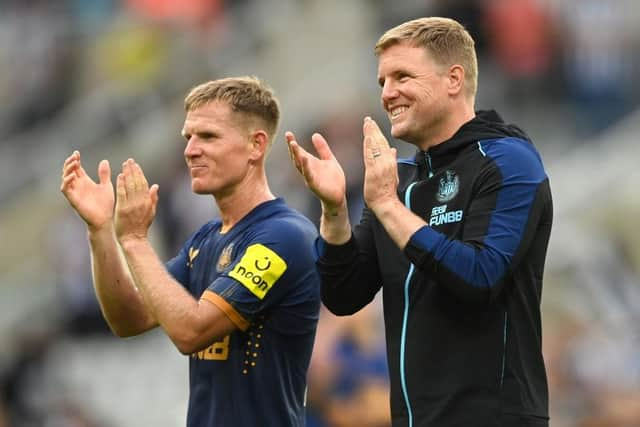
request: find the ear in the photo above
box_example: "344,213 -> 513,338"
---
447,64 -> 465,96
249,130 -> 270,161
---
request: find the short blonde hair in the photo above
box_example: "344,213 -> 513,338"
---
184,76 -> 280,142
375,17 -> 478,98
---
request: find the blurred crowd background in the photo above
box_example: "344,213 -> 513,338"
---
1,0 -> 639,426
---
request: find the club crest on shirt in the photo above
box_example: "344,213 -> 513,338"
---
216,243 -> 234,272
187,247 -> 200,268
229,244 -> 287,300
436,170 -> 459,203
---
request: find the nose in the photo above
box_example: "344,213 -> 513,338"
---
381,80 -> 398,109
184,136 -> 199,158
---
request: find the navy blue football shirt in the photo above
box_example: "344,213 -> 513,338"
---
166,198 -> 320,427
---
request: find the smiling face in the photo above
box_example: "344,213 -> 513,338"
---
181,101 -> 254,197
377,41 -> 452,148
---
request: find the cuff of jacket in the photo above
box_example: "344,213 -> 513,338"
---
316,234 -> 357,263
404,225 -> 444,265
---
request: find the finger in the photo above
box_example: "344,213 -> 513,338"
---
284,131 -> 296,145
60,173 -> 76,192
98,160 -> 111,186
62,151 -> 83,177
363,135 -> 378,165
310,133 -> 335,161
62,151 -> 78,170
132,161 -> 149,193
363,119 -> 380,162
284,131 -> 299,165
286,135 -> 312,173
116,173 -> 127,203
364,117 -> 390,152
122,159 -> 136,195
149,184 -> 159,218
298,154 -> 314,182
71,151 -> 87,178
62,158 -> 79,179
287,141 -> 303,172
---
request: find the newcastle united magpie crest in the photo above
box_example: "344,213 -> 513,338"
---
436,170 -> 459,203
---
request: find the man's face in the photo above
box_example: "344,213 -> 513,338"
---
377,41 -> 450,147
181,101 -> 252,197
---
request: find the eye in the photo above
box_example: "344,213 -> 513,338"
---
183,133 -> 191,142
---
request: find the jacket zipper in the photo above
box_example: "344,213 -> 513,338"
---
425,151 -> 434,178
400,154 -> 434,426
400,181 -> 418,427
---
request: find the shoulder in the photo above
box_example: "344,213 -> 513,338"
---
264,203 -> 316,234
264,213 -> 317,244
245,206 -> 317,250
397,157 -> 418,172
478,137 -> 547,181
237,214 -> 318,276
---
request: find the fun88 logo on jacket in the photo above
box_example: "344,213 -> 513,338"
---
229,244 -> 287,299
429,204 -> 463,226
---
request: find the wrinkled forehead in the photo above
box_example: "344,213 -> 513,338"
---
377,43 -> 439,78
182,101 -> 243,132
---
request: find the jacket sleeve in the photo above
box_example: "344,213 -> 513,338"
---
317,207 -> 382,315
404,139 -> 552,305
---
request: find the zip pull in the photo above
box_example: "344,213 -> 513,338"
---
425,151 -> 434,179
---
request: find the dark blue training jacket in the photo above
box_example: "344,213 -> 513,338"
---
319,110 -> 552,427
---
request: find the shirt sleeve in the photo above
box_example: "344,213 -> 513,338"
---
318,206 -> 383,315
205,218 -> 319,326
165,235 -> 195,288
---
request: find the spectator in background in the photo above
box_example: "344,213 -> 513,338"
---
432,0 -> 487,57
60,76 -> 321,427
554,0 -> 636,135
287,17 -> 553,426
482,0 -> 558,111
0,1 -> 78,140
46,211 -> 109,335
306,301 -> 390,427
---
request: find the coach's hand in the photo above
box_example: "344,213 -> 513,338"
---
362,117 -> 398,213
60,151 -> 115,232
114,158 -> 159,245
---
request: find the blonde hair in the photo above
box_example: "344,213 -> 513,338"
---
184,76 -> 280,142
375,17 -> 478,98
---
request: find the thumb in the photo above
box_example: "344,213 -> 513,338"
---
98,160 -> 111,185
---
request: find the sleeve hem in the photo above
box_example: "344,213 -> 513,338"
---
318,234 -> 357,263
201,290 -> 250,331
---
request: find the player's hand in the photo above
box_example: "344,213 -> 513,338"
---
285,131 -> 347,214
362,117 -> 398,211
60,151 -> 115,231
114,158 -> 159,245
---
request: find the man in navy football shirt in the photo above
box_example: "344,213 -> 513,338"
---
61,76 -> 320,426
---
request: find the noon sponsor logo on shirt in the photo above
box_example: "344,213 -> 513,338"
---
229,244 -> 287,299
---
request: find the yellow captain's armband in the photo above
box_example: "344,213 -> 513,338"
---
229,244 -> 287,300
